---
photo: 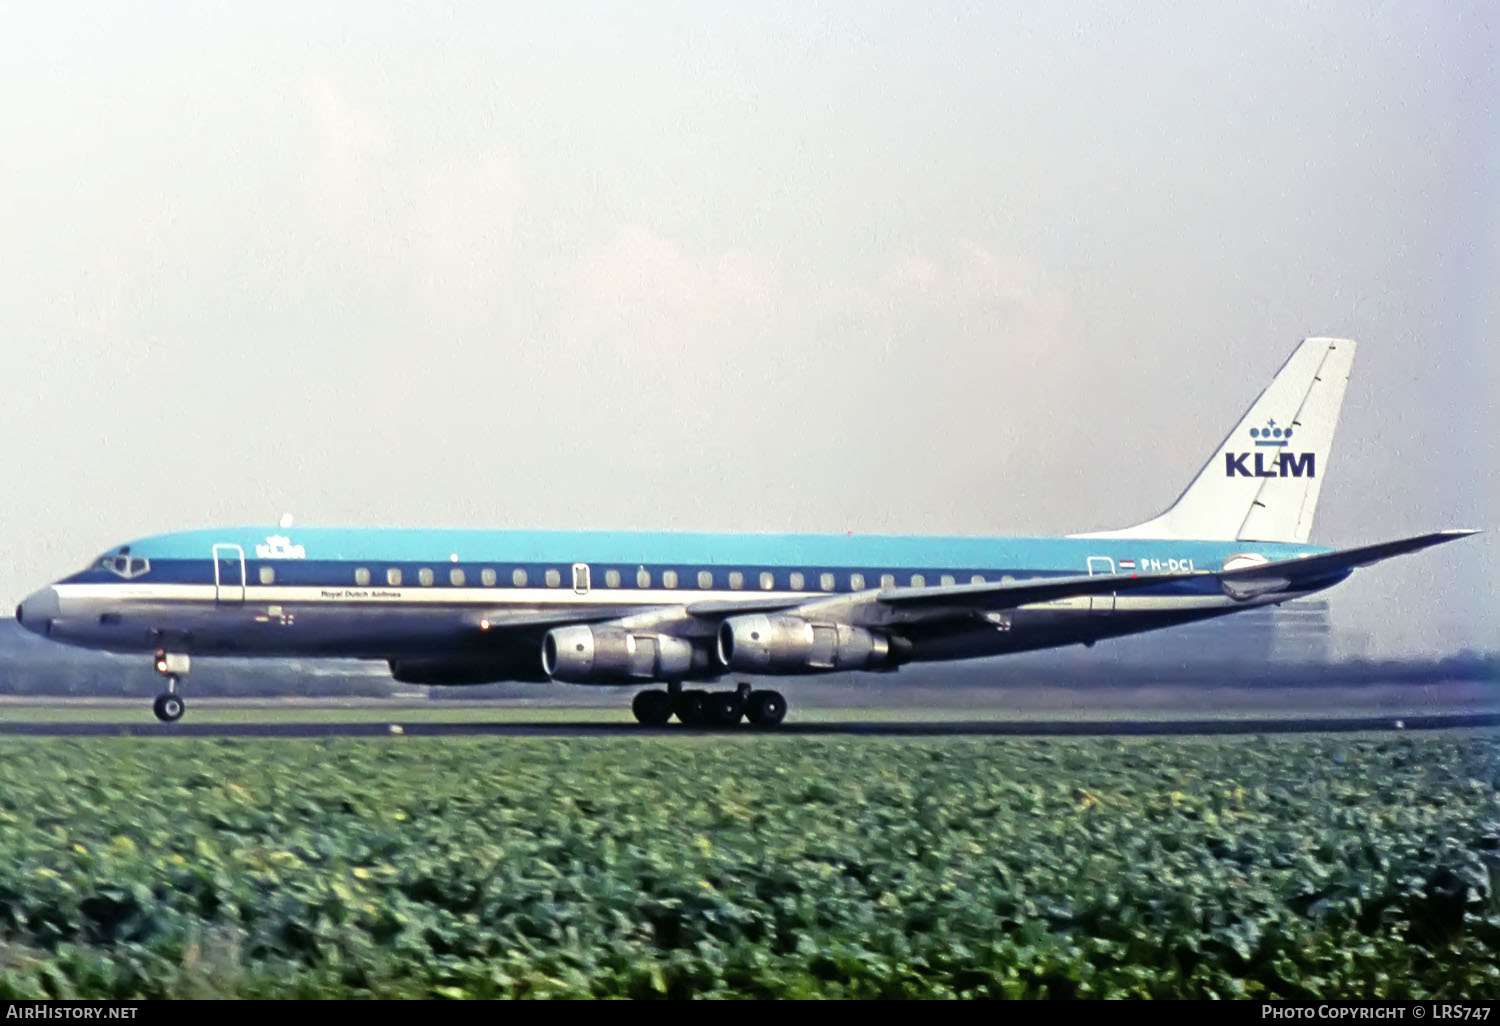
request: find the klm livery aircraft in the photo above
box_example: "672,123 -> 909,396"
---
15,338 -> 1477,725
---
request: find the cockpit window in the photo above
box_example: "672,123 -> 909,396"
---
98,553 -> 149,579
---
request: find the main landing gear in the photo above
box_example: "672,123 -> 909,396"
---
631,682 -> 788,728
152,650 -> 189,723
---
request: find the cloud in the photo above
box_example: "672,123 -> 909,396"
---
412,154 -> 523,307
880,241 -> 1069,326
294,78 -> 524,317
303,76 -> 394,216
563,225 -> 778,348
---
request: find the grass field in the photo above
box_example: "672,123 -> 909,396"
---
0,731 -> 1496,998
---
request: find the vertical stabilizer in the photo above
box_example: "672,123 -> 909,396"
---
1078,338 -> 1355,542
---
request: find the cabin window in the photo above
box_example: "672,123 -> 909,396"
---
417,568 -> 433,586
697,570 -> 713,589
573,564 -> 591,592
850,573 -> 865,591
880,574 -> 895,589
760,571 -> 774,590
355,567 -> 371,586
605,569 -> 621,588
971,574 -> 985,585
818,572 -> 834,592
663,570 -> 678,589
481,568 -> 496,586
545,569 -> 561,588
450,568 -> 466,587
790,572 -> 805,590
729,571 -> 744,590
940,574 -> 956,587
1001,574 -> 1015,583
259,566 -> 274,585
387,568 -> 403,586
512,568 -> 528,587
637,567 -> 651,588
911,573 -> 926,587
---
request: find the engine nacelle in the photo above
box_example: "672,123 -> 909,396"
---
541,625 -> 705,684
717,615 -> 894,674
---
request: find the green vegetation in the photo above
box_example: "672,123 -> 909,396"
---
0,733 -> 1495,998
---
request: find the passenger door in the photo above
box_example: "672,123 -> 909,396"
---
1086,556 -> 1115,614
213,544 -> 246,604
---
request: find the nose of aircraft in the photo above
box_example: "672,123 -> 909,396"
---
16,586 -> 60,636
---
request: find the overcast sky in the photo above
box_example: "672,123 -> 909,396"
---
1,3 -> 1494,657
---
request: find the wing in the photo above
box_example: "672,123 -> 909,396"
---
871,569 -> 1201,610
466,606 -> 650,631
458,528 -> 1478,637
687,529 -> 1481,628
771,568 -> 1208,627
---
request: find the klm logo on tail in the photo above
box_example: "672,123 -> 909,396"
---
1224,419 -> 1315,478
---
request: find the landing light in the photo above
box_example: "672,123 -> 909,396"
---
479,619 -> 490,631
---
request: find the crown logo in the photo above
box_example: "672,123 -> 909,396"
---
255,535 -> 307,559
1248,418 -> 1293,447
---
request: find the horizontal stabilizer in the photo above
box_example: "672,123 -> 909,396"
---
1220,529 -> 1480,587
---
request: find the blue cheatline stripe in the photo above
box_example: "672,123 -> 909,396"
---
89,526 -> 1328,572
61,557 -> 1239,597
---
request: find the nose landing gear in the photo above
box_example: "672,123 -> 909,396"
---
152,650 -> 189,723
152,686 -> 185,723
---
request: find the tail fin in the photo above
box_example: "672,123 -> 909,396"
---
1080,337 -> 1356,542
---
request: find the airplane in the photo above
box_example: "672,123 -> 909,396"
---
14,337 -> 1478,726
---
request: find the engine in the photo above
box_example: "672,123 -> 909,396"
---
541,625 -> 709,684
716,614 -> 899,674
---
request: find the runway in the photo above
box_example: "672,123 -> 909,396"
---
2,713 -> 1496,738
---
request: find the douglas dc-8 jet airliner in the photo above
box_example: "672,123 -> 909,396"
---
15,338 -> 1477,725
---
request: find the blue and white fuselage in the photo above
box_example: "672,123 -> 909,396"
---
12,338 -> 1478,725
22,526 -> 1332,662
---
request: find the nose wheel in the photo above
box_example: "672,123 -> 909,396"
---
152,687 -> 185,723
151,650 -> 190,723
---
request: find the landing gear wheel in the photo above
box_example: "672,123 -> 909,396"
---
674,689 -> 707,726
152,693 -> 185,723
746,690 -> 787,727
631,689 -> 673,726
706,691 -> 744,727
